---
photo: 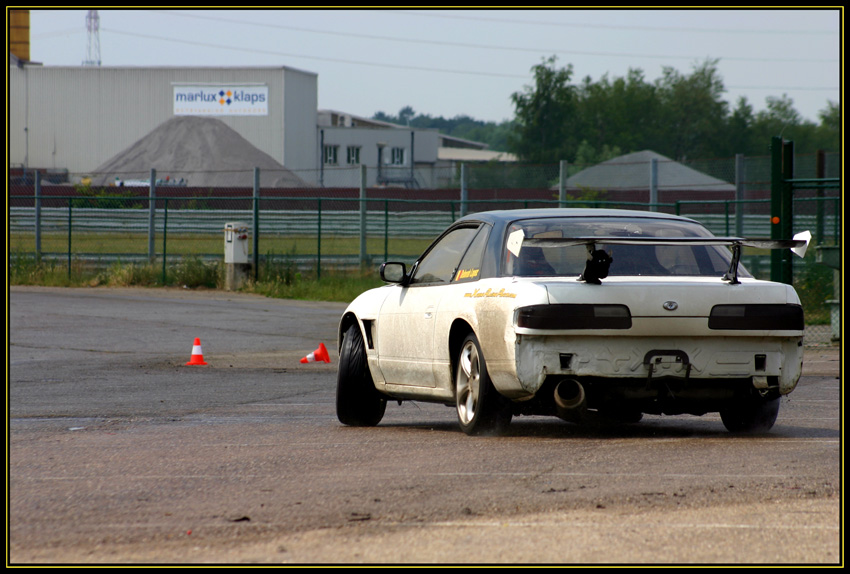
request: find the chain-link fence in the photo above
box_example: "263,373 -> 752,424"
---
9,153 -> 841,345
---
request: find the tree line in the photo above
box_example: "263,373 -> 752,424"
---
373,57 -> 839,164
372,107 -> 515,153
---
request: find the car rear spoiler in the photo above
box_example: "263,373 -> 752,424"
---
522,231 -> 811,285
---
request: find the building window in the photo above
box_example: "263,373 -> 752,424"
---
323,145 -> 339,165
391,147 -> 405,165
346,146 -> 361,165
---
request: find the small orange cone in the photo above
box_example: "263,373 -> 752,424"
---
186,337 -> 208,365
301,343 -> 330,364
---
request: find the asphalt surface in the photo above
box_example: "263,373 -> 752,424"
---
7,286 -> 842,565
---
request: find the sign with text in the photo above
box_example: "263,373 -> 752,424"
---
173,85 -> 268,116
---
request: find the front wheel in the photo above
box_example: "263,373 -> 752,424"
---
336,324 -> 386,426
455,333 -> 511,436
720,396 -> 780,433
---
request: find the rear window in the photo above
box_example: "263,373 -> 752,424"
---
503,216 -> 747,278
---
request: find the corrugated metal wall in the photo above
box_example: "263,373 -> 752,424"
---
282,66 -> 318,180
8,65 -> 317,181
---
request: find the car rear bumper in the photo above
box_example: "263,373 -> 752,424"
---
490,334 -> 803,398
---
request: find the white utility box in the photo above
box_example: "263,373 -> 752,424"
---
224,222 -> 251,290
224,222 -> 250,264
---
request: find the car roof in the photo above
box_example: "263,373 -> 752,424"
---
456,208 -> 697,226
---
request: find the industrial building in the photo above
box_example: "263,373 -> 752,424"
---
9,9 -> 513,189
9,63 -> 319,183
317,109 -> 516,188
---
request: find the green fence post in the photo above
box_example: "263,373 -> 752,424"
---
734,154 -> 745,237
770,136 -> 795,285
161,198 -> 168,285
559,160 -> 567,208
460,164 -> 468,218
67,197 -> 73,280
360,165 -> 367,267
780,140 -> 794,285
816,150 -> 825,245
384,199 -> 389,262
317,198 -> 322,281
833,197 -> 839,242
649,157 -> 658,212
770,137 -> 783,283
253,167 -> 260,282
148,169 -> 156,261
35,170 -> 42,260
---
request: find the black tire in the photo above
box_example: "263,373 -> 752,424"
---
720,396 -> 780,433
336,324 -> 386,426
454,333 -> 512,436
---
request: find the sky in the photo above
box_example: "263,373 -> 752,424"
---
25,8 -> 841,124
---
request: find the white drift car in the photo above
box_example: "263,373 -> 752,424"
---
336,209 -> 807,435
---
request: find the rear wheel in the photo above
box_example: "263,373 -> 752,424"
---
720,396 -> 780,433
455,333 -> 511,436
336,324 -> 386,426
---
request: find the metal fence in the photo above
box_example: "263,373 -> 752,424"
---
9,154 -> 841,345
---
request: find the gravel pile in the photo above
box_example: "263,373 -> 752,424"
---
91,116 -> 309,188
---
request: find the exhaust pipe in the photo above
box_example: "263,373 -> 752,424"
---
554,378 -> 587,422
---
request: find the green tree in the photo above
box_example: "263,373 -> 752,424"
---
375,61 -> 838,165
508,56 -> 578,163
750,94 -> 820,154
576,68 -> 660,157
573,139 -> 622,167
372,110 -> 394,123
654,59 -> 729,160
813,100 -> 840,152
371,110 -> 515,151
398,105 -> 416,125
723,96 -> 758,156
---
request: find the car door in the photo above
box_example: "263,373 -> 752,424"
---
376,224 -> 481,387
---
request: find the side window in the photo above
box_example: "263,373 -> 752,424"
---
391,147 -> 406,165
453,226 -> 489,283
410,226 -> 479,285
323,145 -> 339,165
346,146 -> 361,165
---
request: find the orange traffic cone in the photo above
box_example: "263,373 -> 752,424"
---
186,337 -> 208,365
301,343 -> 330,364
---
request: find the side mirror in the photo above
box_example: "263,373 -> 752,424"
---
380,262 -> 408,284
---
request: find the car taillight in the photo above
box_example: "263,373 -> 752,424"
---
708,304 -> 804,330
516,304 -> 632,330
